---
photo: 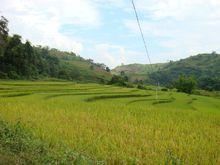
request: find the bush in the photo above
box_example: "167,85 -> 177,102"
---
125,82 -> 134,88
97,77 -> 106,84
0,119 -> 96,164
161,88 -> 168,91
137,84 -> 146,90
0,71 -> 8,79
58,70 -> 69,80
198,77 -> 220,91
8,71 -> 20,79
108,75 -> 126,86
174,75 -> 196,94
107,75 -> 136,88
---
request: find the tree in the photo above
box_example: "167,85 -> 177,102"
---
108,75 -> 126,86
0,16 -> 9,44
3,35 -> 23,73
211,51 -> 217,55
120,71 -> 125,76
88,59 -> 94,63
124,75 -> 129,82
174,75 -> 197,94
105,67 -> 110,72
198,77 -> 220,91
23,41 -> 38,77
134,79 -> 139,84
0,16 -> 9,58
90,65 -> 94,70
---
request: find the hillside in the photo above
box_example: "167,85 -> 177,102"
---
149,53 -> 220,85
0,16 -> 112,83
113,53 -> 220,90
47,48 -> 112,82
0,35 -> 111,83
112,63 -> 167,81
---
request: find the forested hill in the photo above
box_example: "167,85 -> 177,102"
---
0,16 -> 111,82
112,63 -> 167,82
113,53 -> 220,90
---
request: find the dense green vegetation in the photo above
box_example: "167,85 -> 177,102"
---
173,75 -> 197,94
113,53 -> 220,91
0,16 -> 111,83
149,53 -> 220,90
0,118 -> 99,164
0,81 -> 219,164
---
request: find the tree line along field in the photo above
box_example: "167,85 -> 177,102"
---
0,81 -> 219,164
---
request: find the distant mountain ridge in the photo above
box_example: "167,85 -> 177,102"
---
112,52 -> 220,86
112,63 -> 167,82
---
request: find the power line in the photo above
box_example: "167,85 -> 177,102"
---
131,0 -> 152,69
131,0 -> 159,100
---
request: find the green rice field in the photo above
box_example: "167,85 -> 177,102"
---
0,81 -> 220,164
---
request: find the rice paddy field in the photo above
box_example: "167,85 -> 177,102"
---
0,81 -> 220,164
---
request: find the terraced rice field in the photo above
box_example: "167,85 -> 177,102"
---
0,81 -> 220,164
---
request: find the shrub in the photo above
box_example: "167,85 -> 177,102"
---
161,88 -> 168,91
0,71 -> 8,79
0,119 -> 95,164
105,67 -> 110,72
8,71 -> 20,79
108,75 -> 126,86
198,77 -> 220,91
90,65 -> 94,70
174,75 -> 196,94
98,78 -> 106,84
137,84 -> 146,90
125,82 -> 134,88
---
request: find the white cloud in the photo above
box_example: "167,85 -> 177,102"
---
1,0 -> 101,53
94,0 -> 126,7
124,0 -> 220,61
134,0 -> 220,20
1,0 -> 220,67
94,43 -> 126,68
93,43 -> 150,68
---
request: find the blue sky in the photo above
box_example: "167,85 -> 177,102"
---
2,0 -> 220,68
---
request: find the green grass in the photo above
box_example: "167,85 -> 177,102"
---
0,80 -> 219,164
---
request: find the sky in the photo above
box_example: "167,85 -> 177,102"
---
1,0 -> 220,68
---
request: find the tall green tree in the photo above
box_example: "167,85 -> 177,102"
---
0,16 -> 9,72
0,16 -> 9,45
3,35 -> 23,73
105,67 -> 110,72
174,75 -> 197,94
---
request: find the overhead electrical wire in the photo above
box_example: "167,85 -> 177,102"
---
131,0 -> 159,99
131,0 -> 152,69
